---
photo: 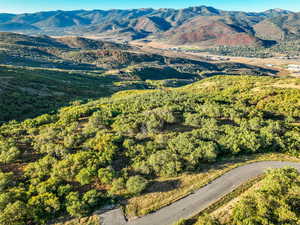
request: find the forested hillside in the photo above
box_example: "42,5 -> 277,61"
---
0,75 -> 299,224
0,65 -> 142,123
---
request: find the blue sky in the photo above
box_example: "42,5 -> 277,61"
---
0,0 -> 299,14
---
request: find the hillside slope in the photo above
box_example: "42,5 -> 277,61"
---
160,16 -> 264,47
0,75 -> 299,224
192,167 -> 300,225
0,32 -> 279,123
0,32 -> 277,73
254,12 -> 300,41
0,66 -> 125,123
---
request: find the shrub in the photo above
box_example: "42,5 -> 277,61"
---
126,176 -> 148,195
82,189 -> 103,209
173,218 -> 187,225
65,192 -> 89,217
231,168 -> 300,225
0,201 -> 30,225
0,172 -> 13,192
0,138 -> 21,164
76,168 -> 95,185
110,178 -> 126,193
196,214 -> 220,225
0,192 -> 13,211
0,146 -> 21,164
98,167 -> 115,185
28,192 -> 61,223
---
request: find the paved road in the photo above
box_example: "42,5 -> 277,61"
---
99,161 -> 300,225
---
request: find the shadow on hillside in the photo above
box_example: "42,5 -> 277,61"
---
0,65 -> 151,124
146,179 -> 181,193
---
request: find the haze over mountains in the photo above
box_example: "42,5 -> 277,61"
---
0,6 -> 299,47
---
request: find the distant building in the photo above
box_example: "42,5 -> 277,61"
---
265,64 -> 274,67
287,64 -> 300,72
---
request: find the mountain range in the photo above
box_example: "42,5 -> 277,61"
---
0,6 -> 299,47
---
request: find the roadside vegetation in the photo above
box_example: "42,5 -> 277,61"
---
125,153 -> 299,218
0,75 -> 299,224
185,167 -> 300,225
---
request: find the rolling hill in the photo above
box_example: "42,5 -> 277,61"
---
0,32 -> 278,123
0,32 -> 277,73
0,65 -> 126,123
0,6 -> 298,47
0,31 -> 290,121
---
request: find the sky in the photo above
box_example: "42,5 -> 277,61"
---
0,0 -> 299,14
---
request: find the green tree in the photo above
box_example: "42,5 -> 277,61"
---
98,167 -> 115,184
148,150 -> 182,176
0,201 -> 30,225
66,192 -> 89,217
126,176 -> 148,195
28,192 -> 61,223
0,172 -> 13,192
76,168 -> 95,185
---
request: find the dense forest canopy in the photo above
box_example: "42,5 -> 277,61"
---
0,75 -> 299,224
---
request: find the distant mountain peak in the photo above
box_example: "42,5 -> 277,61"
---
272,8 -> 289,12
182,5 -> 221,14
264,8 -> 292,14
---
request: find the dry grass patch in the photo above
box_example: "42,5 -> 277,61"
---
251,79 -> 300,92
53,215 -> 100,225
271,83 -> 300,89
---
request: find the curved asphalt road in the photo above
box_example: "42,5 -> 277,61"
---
99,161 -> 300,225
